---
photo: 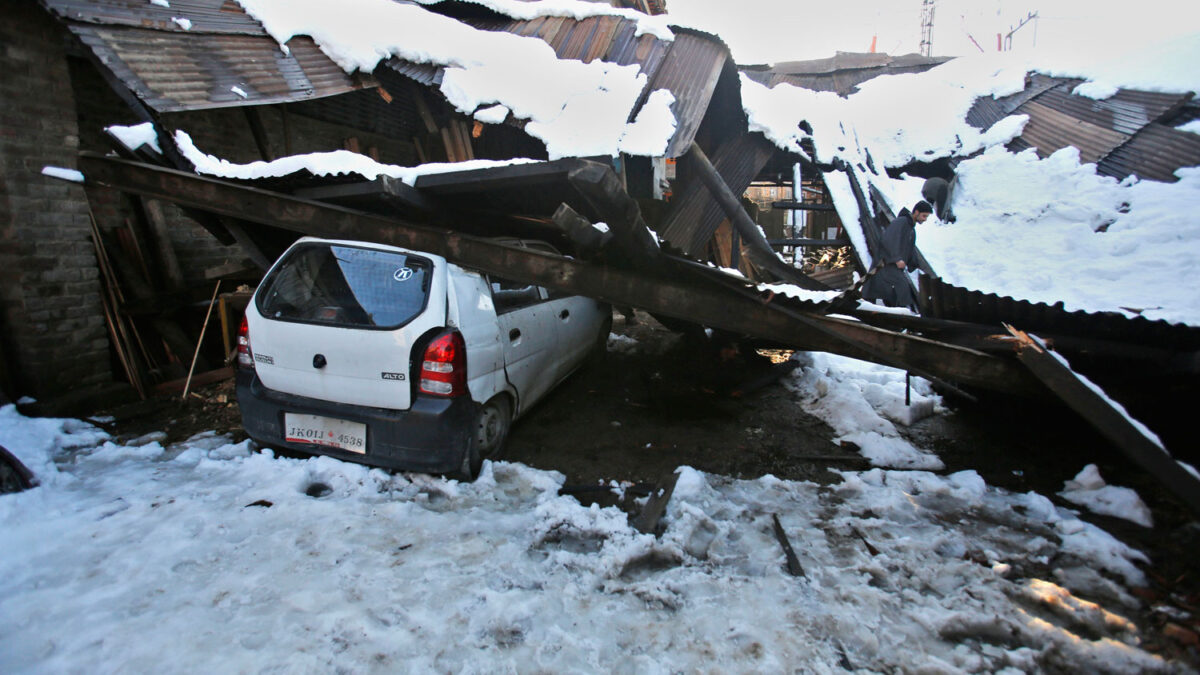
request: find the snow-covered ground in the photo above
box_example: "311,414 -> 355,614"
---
1,351 -> 1188,673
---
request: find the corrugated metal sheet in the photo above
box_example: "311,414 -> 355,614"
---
1013,99 -> 1129,164
968,75 -> 1199,182
70,24 -> 365,112
288,87 -> 423,142
41,0 -> 265,35
924,276 -> 1200,351
966,75 -> 1063,130
741,52 -> 953,96
1037,87 -> 1188,137
642,32 -> 728,158
659,133 -> 777,256
443,16 -> 725,158
1100,123 -> 1200,182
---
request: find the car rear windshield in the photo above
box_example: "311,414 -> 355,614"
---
257,243 -> 432,329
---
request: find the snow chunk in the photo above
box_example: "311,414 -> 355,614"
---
41,166 -> 84,183
617,89 -> 676,157
106,122 -> 162,153
172,16 -> 192,30
473,104 -> 510,124
1060,464 -> 1153,528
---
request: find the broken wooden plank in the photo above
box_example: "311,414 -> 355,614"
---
632,471 -> 680,535
772,514 -> 806,577
154,366 -> 235,395
1007,325 -> 1200,515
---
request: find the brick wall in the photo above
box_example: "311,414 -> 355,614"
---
0,3 -> 112,398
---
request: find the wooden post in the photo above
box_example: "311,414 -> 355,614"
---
183,281 -> 222,400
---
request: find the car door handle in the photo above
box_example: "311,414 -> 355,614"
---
509,328 -> 521,341
559,309 -> 570,320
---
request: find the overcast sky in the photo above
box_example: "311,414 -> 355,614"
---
667,0 -> 1200,65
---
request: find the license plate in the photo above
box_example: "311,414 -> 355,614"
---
284,413 -> 367,454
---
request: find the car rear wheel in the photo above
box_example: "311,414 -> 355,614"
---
454,396 -> 511,482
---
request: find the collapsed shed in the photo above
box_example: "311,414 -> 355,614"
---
5,0 -> 1200,512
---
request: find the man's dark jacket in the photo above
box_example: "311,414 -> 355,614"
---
863,209 -> 918,310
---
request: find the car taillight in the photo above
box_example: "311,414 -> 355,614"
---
237,316 -> 254,369
420,331 -> 467,397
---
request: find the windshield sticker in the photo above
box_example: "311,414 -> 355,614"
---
393,267 -> 414,282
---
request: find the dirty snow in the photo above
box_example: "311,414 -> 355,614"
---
0,391 -> 1182,673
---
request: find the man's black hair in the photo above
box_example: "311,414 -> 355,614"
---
913,200 -> 934,214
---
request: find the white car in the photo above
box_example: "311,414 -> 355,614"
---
236,237 -> 610,480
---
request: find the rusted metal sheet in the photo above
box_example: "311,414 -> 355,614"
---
40,0 -> 265,35
382,59 -> 442,88
463,16 -> 721,156
1037,87 -> 1189,137
659,133 -> 777,256
287,88 -> 423,144
640,30 -> 729,157
969,76 -> 1198,182
1010,100 -> 1129,164
1099,123 -> 1200,183
1007,326 -> 1200,516
68,24 -> 365,112
966,75 -> 1064,130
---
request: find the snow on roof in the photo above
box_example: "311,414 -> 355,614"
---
172,129 -> 541,184
234,0 -> 677,159
411,0 -> 675,40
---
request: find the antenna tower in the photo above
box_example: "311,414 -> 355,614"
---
919,0 -> 936,56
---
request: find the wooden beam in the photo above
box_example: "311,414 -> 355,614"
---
631,471 -> 679,535
1007,325 -> 1200,515
140,198 -> 186,292
772,514 -> 806,577
76,153 -> 1043,396
243,107 -> 274,162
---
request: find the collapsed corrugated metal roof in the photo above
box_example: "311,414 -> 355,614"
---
46,0 -> 730,161
924,276 -> 1200,354
966,75 -> 1199,182
400,13 -> 731,158
741,52 -> 954,96
43,0 -> 371,111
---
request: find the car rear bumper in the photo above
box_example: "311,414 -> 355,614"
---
236,370 -> 477,474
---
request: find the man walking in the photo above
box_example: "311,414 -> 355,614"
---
863,200 -> 933,312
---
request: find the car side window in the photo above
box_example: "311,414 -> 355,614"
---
490,276 -> 547,314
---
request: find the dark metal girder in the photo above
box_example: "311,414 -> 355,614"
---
75,153 -> 1040,396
